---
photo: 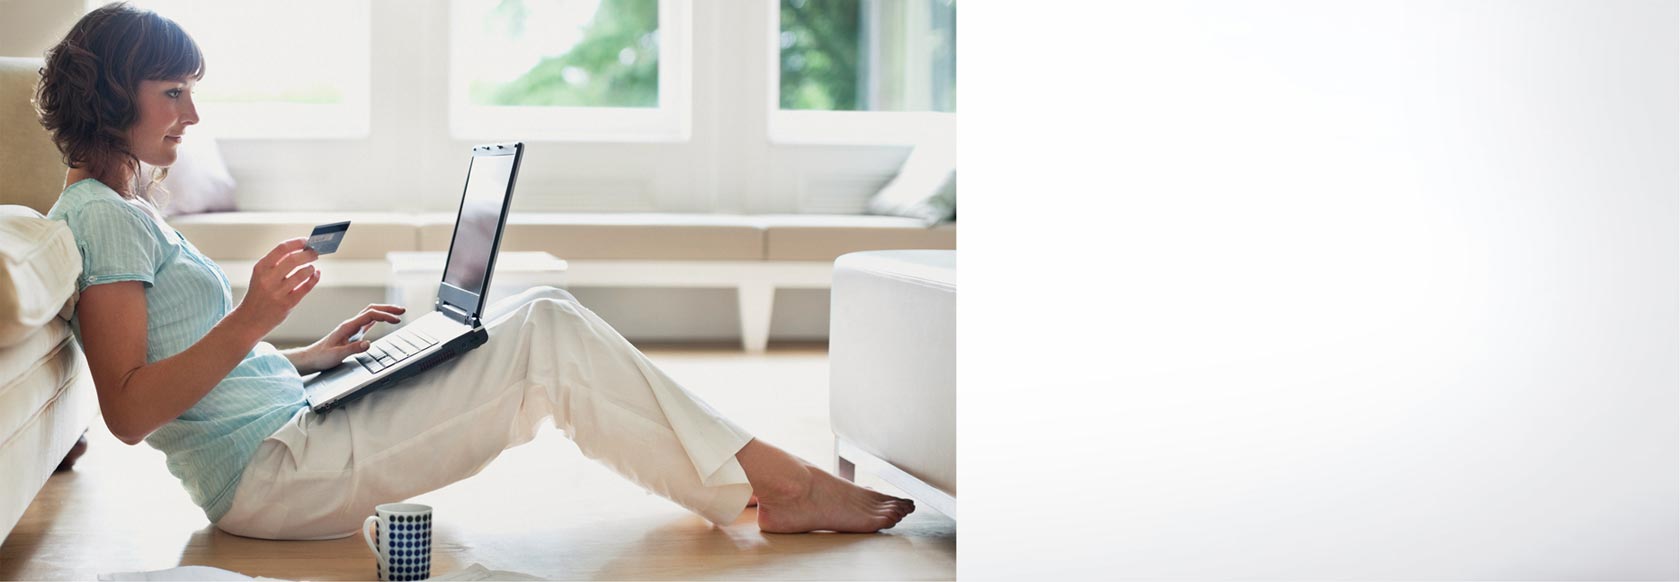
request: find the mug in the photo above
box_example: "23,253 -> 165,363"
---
362,502 -> 433,581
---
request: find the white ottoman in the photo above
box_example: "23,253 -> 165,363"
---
829,250 -> 955,519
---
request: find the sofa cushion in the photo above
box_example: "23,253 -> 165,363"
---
866,143 -> 956,226
0,317 -> 96,543
758,214 -> 957,262
0,317 -> 75,446
0,206 -> 81,348
155,132 -> 237,217
0,57 -> 67,216
168,211 -> 957,264
168,212 -> 423,261
418,213 -> 765,261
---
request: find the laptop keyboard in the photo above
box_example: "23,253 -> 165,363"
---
354,328 -> 441,374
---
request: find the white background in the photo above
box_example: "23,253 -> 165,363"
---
963,0 -> 1679,579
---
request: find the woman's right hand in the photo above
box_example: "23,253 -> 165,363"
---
230,238 -> 322,336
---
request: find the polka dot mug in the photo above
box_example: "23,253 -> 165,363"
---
362,502 -> 433,581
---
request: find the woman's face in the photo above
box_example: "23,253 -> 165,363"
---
126,77 -> 199,167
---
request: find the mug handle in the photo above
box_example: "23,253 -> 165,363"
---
362,515 -> 389,572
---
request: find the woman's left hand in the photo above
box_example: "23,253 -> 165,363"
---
284,304 -> 406,375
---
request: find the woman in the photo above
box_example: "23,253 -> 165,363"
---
35,2 -> 912,540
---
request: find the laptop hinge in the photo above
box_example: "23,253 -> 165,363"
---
436,300 -> 480,328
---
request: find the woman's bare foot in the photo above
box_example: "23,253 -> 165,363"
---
735,438 -> 914,533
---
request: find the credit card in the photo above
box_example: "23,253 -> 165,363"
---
307,221 -> 351,254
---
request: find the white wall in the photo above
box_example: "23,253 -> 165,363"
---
964,0 -> 1677,579
0,0 -> 80,59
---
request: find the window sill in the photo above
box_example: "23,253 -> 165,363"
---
768,110 -> 955,147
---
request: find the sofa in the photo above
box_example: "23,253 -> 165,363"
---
0,57 -> 99,544
830,250 -> 956,519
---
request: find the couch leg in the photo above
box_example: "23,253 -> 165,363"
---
737,282 -> 774,352
55,431 -> 89,473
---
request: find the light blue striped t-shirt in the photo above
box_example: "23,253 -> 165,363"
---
48,178 -> 307,523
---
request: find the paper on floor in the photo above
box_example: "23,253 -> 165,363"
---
97,565 -> 287,581
427,563 -> 546,581
97,563 -> 542,581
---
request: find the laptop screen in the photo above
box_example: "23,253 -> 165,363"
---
440,147 -> 519,317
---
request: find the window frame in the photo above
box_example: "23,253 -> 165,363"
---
765,0 -> 955,146
446,0 -> 693,143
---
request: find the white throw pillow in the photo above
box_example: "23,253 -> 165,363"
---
155,132 -> 237,217
865,141 -> 956,226
0,205 -> 81,348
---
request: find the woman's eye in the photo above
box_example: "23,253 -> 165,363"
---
167,90 -> 180,98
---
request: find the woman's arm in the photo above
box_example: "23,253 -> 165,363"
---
79,238 -> 322,445
78,281 -> 266,445
279,346 -> 311,374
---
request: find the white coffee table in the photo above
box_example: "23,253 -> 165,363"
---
385,251 -> 569,318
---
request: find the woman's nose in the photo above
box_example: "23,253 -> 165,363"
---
181,96 -> 199,126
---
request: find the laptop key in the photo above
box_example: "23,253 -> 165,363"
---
356,354 -> 383,373
385,339 -> 414,358
393,334 -> 424,354
378,355 -> 398,367
410,330 -> 438,346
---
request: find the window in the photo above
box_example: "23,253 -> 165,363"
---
771,0 -> 956,145
449,0 -> 692,141
99,0 -> 372,139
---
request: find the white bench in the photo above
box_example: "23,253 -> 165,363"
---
178,212 -> 955,351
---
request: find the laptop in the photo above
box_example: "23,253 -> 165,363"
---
304,142 -> 525,414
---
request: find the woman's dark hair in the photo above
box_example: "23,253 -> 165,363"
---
33,2 -> 204,205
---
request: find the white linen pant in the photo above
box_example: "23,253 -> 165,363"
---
215,286 -> 757,540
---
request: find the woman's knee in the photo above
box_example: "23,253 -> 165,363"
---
519,290 -> 591,326
490,286 -> 578,320
531,285 -> 578,303
505,285 -> 577,307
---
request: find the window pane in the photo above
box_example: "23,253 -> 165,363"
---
779,0 -> 956,112
116,0 -> 366,106
454,0 -> 660,108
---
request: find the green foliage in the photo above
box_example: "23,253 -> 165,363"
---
780,0 -> 861,111
466,0 -> 954,112
779,0 -> 957,112
475,0 -> 660,108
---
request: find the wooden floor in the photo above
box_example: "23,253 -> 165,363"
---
0,343 -> 955,581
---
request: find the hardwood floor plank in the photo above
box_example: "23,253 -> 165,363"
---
0,345 -> 955,580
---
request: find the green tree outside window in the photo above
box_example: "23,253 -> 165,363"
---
470,0 -> 660,108
780,0 -> 956,112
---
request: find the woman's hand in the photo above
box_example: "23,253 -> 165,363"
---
283,304 -> 406,375
227,238 -> 321,338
